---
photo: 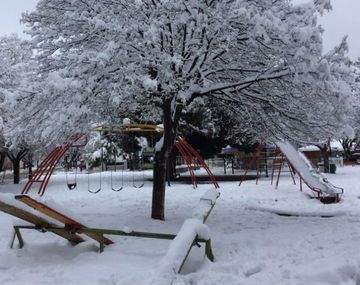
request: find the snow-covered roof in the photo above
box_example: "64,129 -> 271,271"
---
299,141 -> 344,152
220,145 -> 239,154
299,145 -> 319,152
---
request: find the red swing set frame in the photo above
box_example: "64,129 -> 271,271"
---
21,126 -> 219,196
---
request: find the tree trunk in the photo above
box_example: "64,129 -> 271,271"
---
152,150 -> 168,220
6,148 -> 28,185
151,100 -> 177,220
167,149 -> 177,180
318,143 -> 330,173
13,158 -> 21,184
0,151 -> 5,172
28,161 -> 33,179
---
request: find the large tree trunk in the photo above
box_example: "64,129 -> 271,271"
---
167,149 -> 177,181
151,100 -> 177,220
13,158 -> 21,184
6,148 -> 28,185
152,149 -> 168,220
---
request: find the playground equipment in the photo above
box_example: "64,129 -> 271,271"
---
238,140 -> 343,203
64,149 -> 81,190
110,154 -> 124,192
238,143 -> 294,186
95,124 -> 219,189
21,134 -> 87,196
275,140 -> 343,203
20,124 -> 218,196
87,145 -> 104,194
66,167 -> 77,190
0,125 -> 220,275
0,188 -> 219,264
88,170 -> 102,194
132,156 -> 145,189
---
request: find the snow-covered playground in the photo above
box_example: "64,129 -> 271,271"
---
1,165 -> 360,285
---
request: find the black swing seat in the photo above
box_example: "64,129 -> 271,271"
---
67,183 -> 77,190
111,186 -> 123,192
133,183 -> 144,189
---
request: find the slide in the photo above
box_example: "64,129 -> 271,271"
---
275,140 -> 343,200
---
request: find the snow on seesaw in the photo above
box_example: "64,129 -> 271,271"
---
1,166 -> 360,285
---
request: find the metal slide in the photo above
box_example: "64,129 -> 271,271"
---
275,140 -> 343,203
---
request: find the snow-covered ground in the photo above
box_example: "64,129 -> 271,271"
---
1,166 -> 360,285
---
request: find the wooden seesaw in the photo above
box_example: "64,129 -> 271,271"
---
0,190 -> 219,266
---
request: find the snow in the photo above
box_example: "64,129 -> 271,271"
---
1,166 -> 360,284
0,193 -> 62,227
299,141 -> 344,152
152,219 -> 210,284
155,135 -> 164,152
342,125 -> 355,140
192,189 -> 220,222
151,189 -> 218,283
299,145 -> 319,152
142,76 -> 158,91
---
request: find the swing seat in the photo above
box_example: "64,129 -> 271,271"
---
88,188 -> 101,194
133,183 -> 144,189
67,183 -> 77,190
111,186 -> 123,192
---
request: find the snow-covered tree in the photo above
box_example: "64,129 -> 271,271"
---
0,35 -> 31,183
339,59 -> 360,159
0,35 -> 38,183
20,0 -> 354,219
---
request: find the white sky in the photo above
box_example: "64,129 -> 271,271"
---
0,0 -> 359,60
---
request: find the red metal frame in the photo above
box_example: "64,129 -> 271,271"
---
275,153 -> 296,189
21,132 -> 218,196
239,143 -> 265,186
175,136 -> 219,189
21,135 -> 87,196
177,137 -> 219,189
175,140 -> 198,189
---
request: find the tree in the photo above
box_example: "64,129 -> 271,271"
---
339,59 -> 360,160
20,0 -> 354,219
314,37 -> 358,170
0,35 -> 37,183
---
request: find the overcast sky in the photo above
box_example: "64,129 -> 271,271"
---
0,0 -> 359,60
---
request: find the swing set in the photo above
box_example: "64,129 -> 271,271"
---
21,123 -> 218,197
86,147 -> 131,193
110,153 -> 124,192
95,124 -> 219,189
21,134 -> 87,196
3,126 -> 220,273
64,150 -> 80,190
61,137 -> 143,194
